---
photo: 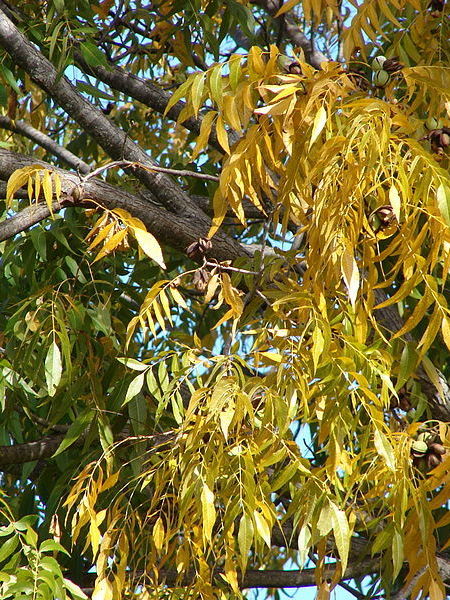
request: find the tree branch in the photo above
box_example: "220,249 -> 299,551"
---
256,0 -> 328,68
0,429 -> 175,468
1,148 -> 449,421
0,9 -> 206,218
0,149 -> 249,262
73,53 -> 231,152
73,559 -> 381,594
0,115 -> 91,173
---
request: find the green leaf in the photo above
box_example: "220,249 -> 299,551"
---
79,41 -> 108,67
52,409 -> 94,457
0,534 -> 18,562
39,539 -> 70,555
45,341 -> 62,397
116,357 -> 149,371
373,429 -> 395,471
76,81 -> 115,100
238,513 -> 254,569
437,184 -> 450,228
122,372 -> 145,406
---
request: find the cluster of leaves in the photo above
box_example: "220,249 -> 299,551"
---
0,0 -> 450,599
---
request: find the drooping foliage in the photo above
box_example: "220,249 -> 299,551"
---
0,1 -> 450,599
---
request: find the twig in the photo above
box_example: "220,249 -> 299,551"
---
0,115 -> 91,173
82,159 -> 219,183
204,260 -> 259,275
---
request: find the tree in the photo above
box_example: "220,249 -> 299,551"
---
0,0 -> 449,598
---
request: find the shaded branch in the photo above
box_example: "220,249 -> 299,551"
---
0,115 -> 91,173
73,53 -> 232,152
73,558 -> 381,594
256,0 -> 328,68
0,429 -> 175,468
0,149 -> 249,263
0,9 -> 205,218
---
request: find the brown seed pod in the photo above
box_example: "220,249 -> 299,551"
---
186,237 -> 212,260
429,442 -> 446,456
429,0 -> 445,12
383,57 -> 403,74
192,268 -> 211,293
427,453 -> 442,469
288,61 -> 302,75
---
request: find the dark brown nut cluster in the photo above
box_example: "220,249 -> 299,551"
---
186,237 -> 213,260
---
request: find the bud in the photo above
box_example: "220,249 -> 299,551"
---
373,70 -> 390,87
371,56 -> 387,71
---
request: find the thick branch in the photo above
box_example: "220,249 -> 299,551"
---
0,429 -> 175,468
0,149 -> 249,262
0,115 -> 91,173
74,559 -> 380,593
0,10 -> 205,218
74,54 -> 227,152
0,200 -> 55,241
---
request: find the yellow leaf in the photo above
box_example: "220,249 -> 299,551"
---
259,351 -> 283,363
93,228 -> 127,262
312,326 -> 324,371
191,110 -> 217,160
201,483 -> 216,541
238,514 -> 254,570
169,285 -> 189,310
216,114 -> 230,154
190,72 -> 205,117
442,317 -> 450,351
392,285 -> 433,339
373,429 -> 395,471
222,94 -> 241,131
309,105 -> 327,150
87,221 -> 115,251
274,0 -> 301,18
53,171 -> 61,202
209,63 -> 223,108
92,578 -> 113,600
341,244 -> 359,307
205,273 -> 220,303
213,307 -> 235,329
163,77 -> 193,117
152,299 -> 166,331
221,272 -> 244,316
389,185 -> 401,222
253,509 -> 271,547
159,289 -> 173,325
6,165 -> 39,206
153,517 -> 165,551
330,502 -> 350,575
437,184 -> 450,228
133,227 -> 166,269
42,169 -> 53,215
